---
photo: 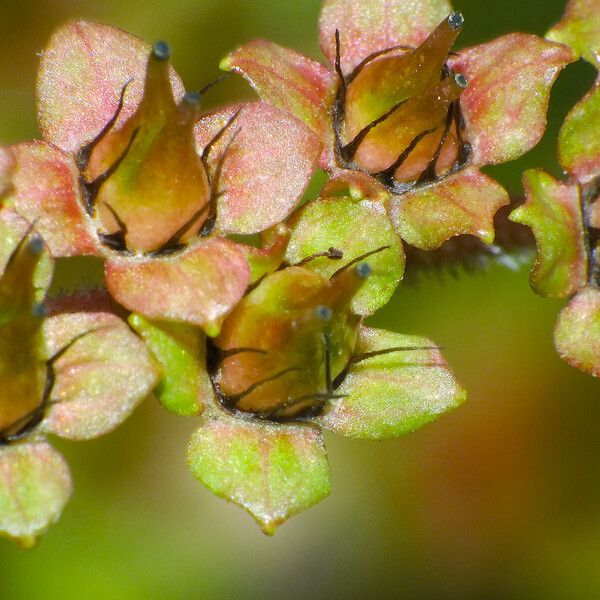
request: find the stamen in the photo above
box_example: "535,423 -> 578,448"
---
348,43 -> 415,83
218,347 -> 268,362
150,202 -> 210,256
76,79 -> 132,172
417,103 -> 455,185
330,246 -> 389,279
374,127 -> 438,186
261,392 -> 347,420
351,345 -> 442,364
294,247 -> 343,267
341,98 -> 408,161
227,366 -> 304,405
201,108 -> 241,162
98,202 -> 128,252
200,126 -> 241,237
85,127 -> 140,214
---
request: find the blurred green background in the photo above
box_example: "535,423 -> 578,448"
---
1,0 -> 600,598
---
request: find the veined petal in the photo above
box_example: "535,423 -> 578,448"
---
450,34 -> 576,165
221,40 -> 335,137
105,239 -> 250,336
7,142 -> 97,257
197,102 -> 320,235
0,442 -> 71,547
319,0 -> 452,74
40,309 -> 160,440
188,414 -> 331,535
37,20 -> 185,152
319,326 -> 465,439
555,287 -> 600,377
558,71 -> 600,182
285,195 -> 404,315
547,0 -> 600,64
510,170 -> 586,298
391,168 -> 509,250
128,313 -> 210,416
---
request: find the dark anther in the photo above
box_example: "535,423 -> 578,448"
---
351,345 -> 442,365
316,305 -> 333,321
84,127 -> 140,215
226,366 -> 304,406
330,246 -> 390,279
31,303 -> 46,318
76,79 -> 132,173
348,43 -> 415,83
183,91 -> 202,105
98,202 -> 128,252
448,12 -> 464,30
454,73 -> 468,89
355,262 -> 372,279
28,237 -> 44,255
417,105 -> 455,185
341,98 -> 408,161
152,41 -> 171,61
294,247 -> 343,267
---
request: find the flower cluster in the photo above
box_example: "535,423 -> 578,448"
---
0,0 -> 577,542
510,0 -> 600,377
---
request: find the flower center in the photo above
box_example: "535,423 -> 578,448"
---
332,13 -> 472,195
207,263 -> 372,421
75,43 -> 234,257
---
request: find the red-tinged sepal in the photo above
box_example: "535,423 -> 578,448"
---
450,34 -> 576,165
7,142 -> 97,257
555,287 -> 600,377
319,0 -> 452,74
391,168 -> 509,250
196,102 -> 320,235
510,170 -> 587,298
319,326 -> 466,439
558,70 -> 600,182
546,0 -> 600,65
37,21 -> 184,153
39,309 -> 160,440
105,239 -> 250,336
221,40 -> 335,138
